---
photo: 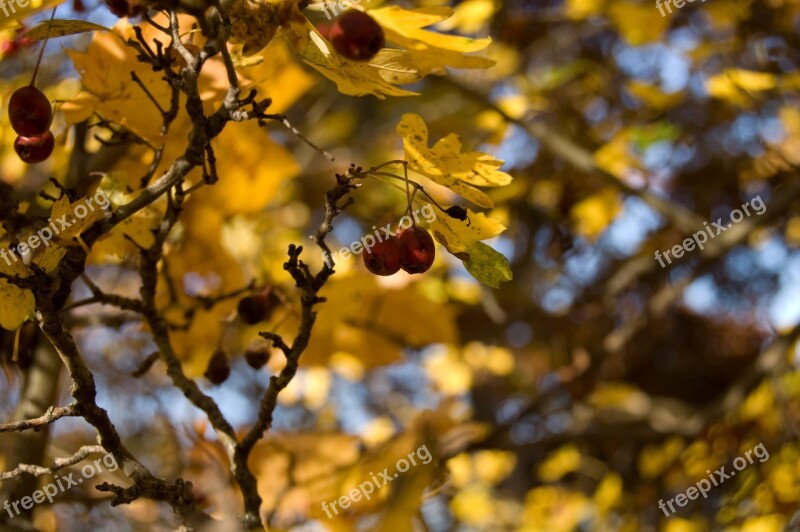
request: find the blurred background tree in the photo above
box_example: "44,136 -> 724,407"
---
1,0 -> 800,530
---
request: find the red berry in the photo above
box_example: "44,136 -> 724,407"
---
103,0 -> 143,18
8,86 -> 52,137
330,10 -> 385,61
237,290 -> 280,325
1,40 -> 18,57
316,21 -> 333,41
363,235 -> 403,276
245,345 -> 270,369
399,226 -> 435,274
14,131 -> 54,164
204,350 -> 230,385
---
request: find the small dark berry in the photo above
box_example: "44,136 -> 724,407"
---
8,86 -> 52,137
330,10 -> 385,61
445,206 -> 468,221
204,350 -> 230,385
245,345 -> 270,369
364,235 -> 403,276
399,226 -> 435,274
103,0 -> 143,18
238,290 -> 280,325
14,131 -> 54,164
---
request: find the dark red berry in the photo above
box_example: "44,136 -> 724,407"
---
103,0 -> 143,18
330,10 -> 385,61
316,21 -> 333,41
14,131 -> 54,164
238,290 -> 280,325
245,345 -> 270,369
399,226 -> 435,274
204,350 -> 230,385
364,235 -> 403,276
73,0 -> 86,12
8,86 -> 52,137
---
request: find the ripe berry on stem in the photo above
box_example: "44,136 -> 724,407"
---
364,235 -> 404,276
399,226 -> 435,274
238,288 -> 280,325
103,0 -> 143,17
245,345 -> 271,369
8,86 -> 52,137
14,131 -> 54,164
330,10 -> 385,61
204,350 -> 230,385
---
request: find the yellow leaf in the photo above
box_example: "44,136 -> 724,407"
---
370,6 -> 495,75
281,15 -> 421,98
607,1 -> 670,46
430,208 -> 506,255
593,131 -> 640,179
626,81 -> 684,110
706,69 -> 777,108
538,444 -> 582,482
236,37 -> 315,113
276,276 -> 459,367
49,194 -> 108,246
434,0 -> 496,34
570,187 -> 622,240
396,114 -> 512,207
370,6 -> 490,52
228,0 -> 293,55
565,0 -> 606,20
0,256 -> 34,330
593,472 -> 623,514
23,19 -> 107,40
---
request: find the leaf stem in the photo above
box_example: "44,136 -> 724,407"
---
30,7 -> 57,87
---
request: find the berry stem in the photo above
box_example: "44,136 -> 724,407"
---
30,7 -> 57,87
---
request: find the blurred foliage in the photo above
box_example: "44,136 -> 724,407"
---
1,0 -> 800,530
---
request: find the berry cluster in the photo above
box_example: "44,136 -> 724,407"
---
9,86 -> 54,164
364,225 -> 436,276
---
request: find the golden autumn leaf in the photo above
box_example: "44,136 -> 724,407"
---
270,275 -> 459,367
369,6 -> 495,75
397,113 -> 512,208
281,11 -> 421,98
0,252 -> 34,330
607,1 -> 670,46
706,69 -> 777,107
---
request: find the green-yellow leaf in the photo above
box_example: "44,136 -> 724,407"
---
462,242 -> 513,288
23,19 -> 107,41
430,208 -> 506,254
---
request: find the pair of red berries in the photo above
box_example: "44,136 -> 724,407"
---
364,226 -> 436,276
323,10 -> 385,62
8,86 -> 54,164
